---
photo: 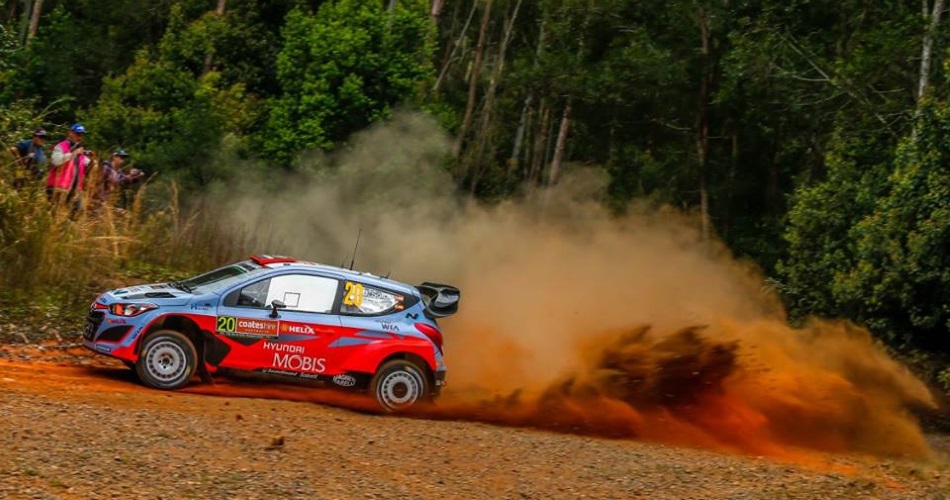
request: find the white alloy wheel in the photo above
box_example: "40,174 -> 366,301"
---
136,330 -> 197,390
371,360 -> 429,412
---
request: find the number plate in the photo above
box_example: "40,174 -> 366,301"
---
83,320 -> 97,340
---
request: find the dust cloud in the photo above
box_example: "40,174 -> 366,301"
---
216,112 -> 935,458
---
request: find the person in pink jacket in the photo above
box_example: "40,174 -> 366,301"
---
46,123 -> 91,203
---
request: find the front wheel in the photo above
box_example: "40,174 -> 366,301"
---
136,330 -> 197,390
370,359 -> 429,412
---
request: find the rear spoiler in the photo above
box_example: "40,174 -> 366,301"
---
417,282 -> 461,318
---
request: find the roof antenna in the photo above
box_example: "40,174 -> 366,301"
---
382,270 -> 391,279
348,227 -> 362,270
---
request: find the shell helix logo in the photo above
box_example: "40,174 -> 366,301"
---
280,323 -> 316,335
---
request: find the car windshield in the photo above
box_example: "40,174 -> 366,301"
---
175,261 -> 267,294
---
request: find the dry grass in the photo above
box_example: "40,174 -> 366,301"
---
0,165 -> 242,333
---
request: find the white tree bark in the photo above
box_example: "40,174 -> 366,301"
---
547,103 -> 572,186
917,0 -> 945,100
454,0 -> 493,162
25,0 -> 41,43
431,0 -> 445,23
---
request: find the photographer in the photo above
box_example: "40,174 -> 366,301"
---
95,149 -> 143,204
46,123 -> 91,203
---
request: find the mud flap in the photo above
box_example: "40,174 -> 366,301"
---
197,334 -> 215,385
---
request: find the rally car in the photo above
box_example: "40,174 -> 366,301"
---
82,255 -> 460,411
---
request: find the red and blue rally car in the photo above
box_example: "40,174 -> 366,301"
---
83,255 -> 460,411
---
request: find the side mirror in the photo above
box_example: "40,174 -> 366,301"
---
269,299 -> 287,318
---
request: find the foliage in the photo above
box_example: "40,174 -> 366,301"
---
263,0 -> 436,166
837,100 -> 950,351
0,168 -> 237,336
82,6 -> 262,186
0,0 -> 947,374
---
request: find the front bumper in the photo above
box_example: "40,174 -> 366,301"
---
82,309 -> 139,361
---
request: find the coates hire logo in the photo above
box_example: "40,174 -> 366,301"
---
281,322 -> 316,335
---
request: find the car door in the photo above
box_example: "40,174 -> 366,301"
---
331,280 -> 421,370
215,272 -> 343,377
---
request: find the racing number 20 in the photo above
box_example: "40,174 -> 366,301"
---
216,315 -> 236,333
343,282 -> 364,307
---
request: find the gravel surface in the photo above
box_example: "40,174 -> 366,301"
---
0,345 -> 947,499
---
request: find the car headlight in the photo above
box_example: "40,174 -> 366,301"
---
110,303 -> 158,316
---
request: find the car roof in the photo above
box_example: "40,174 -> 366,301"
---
249,255 -> 417,295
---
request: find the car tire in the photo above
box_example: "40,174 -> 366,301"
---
370,359 -> 429,412
136,330 -> 197,390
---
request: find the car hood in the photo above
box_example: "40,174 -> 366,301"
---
102,283 -> 193,306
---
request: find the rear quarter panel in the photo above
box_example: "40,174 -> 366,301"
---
332,312 -> 438,374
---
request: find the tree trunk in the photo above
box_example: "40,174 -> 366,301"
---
202,0 -> 227,74
5,2 -> 17,25
470,0 -> 522,194
917,0 -> 944,101
454,0 -> 493,165
25,0 -> 40,43
529,101 -> 550,185
510,94 -> 532,178
545,1 -> 590,187
433,0 -> 478,93
697,7 -> 712,244
724,128 -> 738,238
431,0 -> 445,23
547,102 -> 572,186
510,15 -> 546,176
18,0 -> 31,44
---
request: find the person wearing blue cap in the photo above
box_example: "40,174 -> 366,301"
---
6,128 -> 49,187
94,148 -> 143,203
47,123 -> 91,201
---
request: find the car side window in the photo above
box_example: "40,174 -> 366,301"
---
341,282 -> 403,316
236,279 -> 270,308
235,274 -> 338,313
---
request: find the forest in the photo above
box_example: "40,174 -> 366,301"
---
0,1 -> 948,384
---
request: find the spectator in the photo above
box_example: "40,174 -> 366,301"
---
6,128 -> 49,187
47,123 -> 91,203
95,149 -> 143,203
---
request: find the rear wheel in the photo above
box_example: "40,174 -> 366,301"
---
136,330 -> 196,390
370,359 -> 429,412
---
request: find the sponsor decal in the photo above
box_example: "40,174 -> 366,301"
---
216,316 -> 279,337
261,368 -> 298,377
332,374 -> 357,387
272,353 -> 326,373
263,341 -> 304,354
279,321 -> 316,336
343,282 -> 365,307
106,318 -> 127,325
128,326 -> 144,342
190,303 -> 212,311
406,312 -> 419,320
376,320 -> 400,332
95,344 -> 112,353
299,372 -> 322,380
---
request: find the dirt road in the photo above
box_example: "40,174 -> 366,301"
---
0,345 -> 947,499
